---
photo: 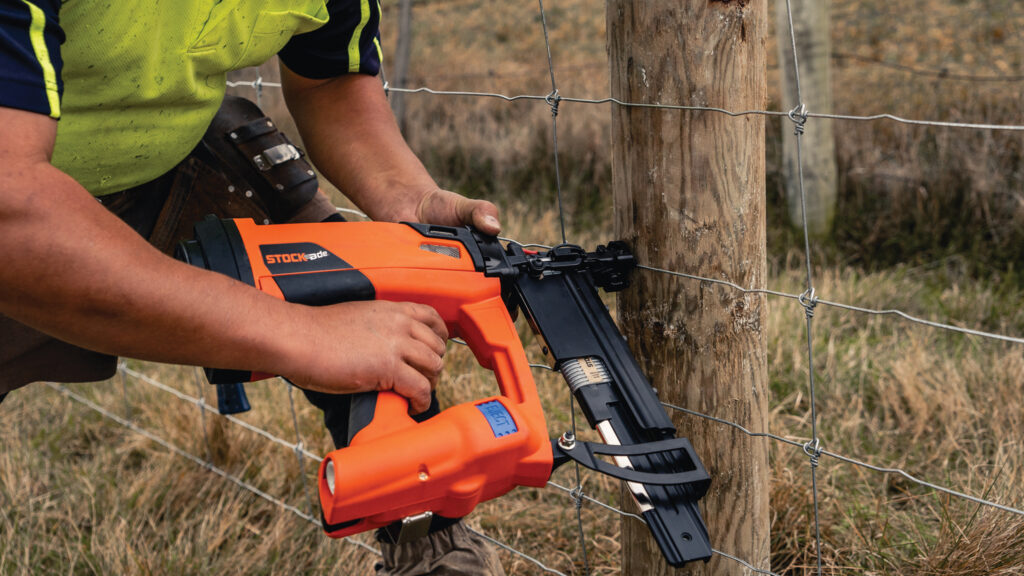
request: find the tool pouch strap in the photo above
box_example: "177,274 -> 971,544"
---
202,95 -> 319,223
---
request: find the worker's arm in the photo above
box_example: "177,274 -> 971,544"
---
278,67 -> 501,235
0,107 -> 442,412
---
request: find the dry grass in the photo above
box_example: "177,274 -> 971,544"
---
3,0 -> 1024,574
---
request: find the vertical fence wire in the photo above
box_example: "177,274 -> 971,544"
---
286,382 -> 319,522
782,0 -> 826,573
535,1 -> 592,573
192,367 -> 216,465
117,360 -> 133,421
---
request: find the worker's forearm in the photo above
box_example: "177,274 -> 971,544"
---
281,72 -> 437,222
0,162 -> 307,377
0,107 -> 445,407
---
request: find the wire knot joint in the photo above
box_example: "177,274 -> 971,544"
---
788,104 -> 809,136
803,438 -> 822,468
545,89 -> 562,118
569,484 -> 585,510
798,288 -> 819,319
254,75 -> 264,106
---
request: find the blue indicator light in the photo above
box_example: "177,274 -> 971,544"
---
476,401 -> 518,438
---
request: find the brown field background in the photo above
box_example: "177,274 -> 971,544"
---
2,0 -> 1023,574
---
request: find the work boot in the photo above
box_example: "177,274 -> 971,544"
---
375,521 -> 506,576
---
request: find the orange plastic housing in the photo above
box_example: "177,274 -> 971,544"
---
228,219 -> 553,537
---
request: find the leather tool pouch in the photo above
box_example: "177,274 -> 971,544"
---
139,95 -> 330,253
202,95 -> 320,222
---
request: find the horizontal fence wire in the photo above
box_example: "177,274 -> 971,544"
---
225,79 -> 1024,133
292,56 -> 1024,87
636,264 -> 1024,345
375,55 -> 1024,86
660,401 -> 1024,519
119,365 -> 322,462
483,241 -> 1024,346
41,383 -> 353,541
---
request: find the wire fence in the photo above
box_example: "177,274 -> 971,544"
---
28,0 -> 1024,575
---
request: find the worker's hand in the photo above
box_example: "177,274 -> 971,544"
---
415,188 -> 502,236
284,300 -> 448,414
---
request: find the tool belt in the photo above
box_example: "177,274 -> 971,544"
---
0,95 -> 335,394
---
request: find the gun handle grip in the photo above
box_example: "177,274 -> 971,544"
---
457,297 -> 538,410
216,383 -> 251,415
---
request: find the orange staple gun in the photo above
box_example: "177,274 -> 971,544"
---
177,217 -> 712,566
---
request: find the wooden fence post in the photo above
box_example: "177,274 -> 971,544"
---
608,1 -> 770,574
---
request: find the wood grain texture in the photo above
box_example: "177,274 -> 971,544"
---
607,1 -> 770,574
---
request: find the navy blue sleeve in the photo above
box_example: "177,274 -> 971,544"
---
0,0 -> 64,118
278,0 -> 382,79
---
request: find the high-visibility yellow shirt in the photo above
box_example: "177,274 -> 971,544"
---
53,0 -> 330,195
1,0 -> 384,195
